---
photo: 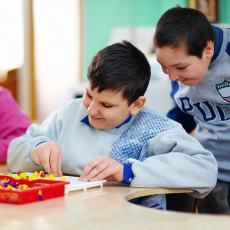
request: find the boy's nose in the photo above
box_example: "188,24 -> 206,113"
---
87,102 -> 98,116
169,72 -> 180,81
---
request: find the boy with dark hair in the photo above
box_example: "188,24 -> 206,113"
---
8,41 -> 217,210
154,6 -> 230,213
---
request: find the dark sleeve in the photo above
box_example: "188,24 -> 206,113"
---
167,81 -> 196,133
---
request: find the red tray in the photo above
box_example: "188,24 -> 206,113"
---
0,175 -> 69,204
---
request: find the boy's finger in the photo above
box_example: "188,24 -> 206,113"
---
89,166 -> 112,182
50,148 -> 60,176
41,148 -> 52,175
83,157 -> 104,175
57,150 -> 63,177
33,148 -> 41,165
82,161 -> 108,182
37,147 -> 44,165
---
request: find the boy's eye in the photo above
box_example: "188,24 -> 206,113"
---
177,66 -> 187,70
103,103 -> 112,108
87,93 -> 92,98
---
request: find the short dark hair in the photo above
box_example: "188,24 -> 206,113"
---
154,6 -> 215,58
87,40 -> 151,105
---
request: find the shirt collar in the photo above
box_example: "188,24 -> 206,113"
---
211,25 -> 223,63
81,114 -> 132,128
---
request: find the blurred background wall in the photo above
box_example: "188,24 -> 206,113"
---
0,0 -> 229,124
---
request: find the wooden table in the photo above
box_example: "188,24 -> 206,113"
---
1,165 -> 230,230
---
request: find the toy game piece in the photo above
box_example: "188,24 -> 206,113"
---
60,176 -> 65,181
0,173 -> 4,175
49,174 -> 54,180
38,190 -> 42,200
7,173 -> 13,177
17,171 -> 22,176
19,173 -> 27,179
13,175 -> 19,179
34,171 -> 38,177
40,172 -> 45,178
39,171 -> 44,176
29,175 -> 37,181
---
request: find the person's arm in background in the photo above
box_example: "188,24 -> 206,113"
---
0,87 -> 31,163
167,81 -> 196,133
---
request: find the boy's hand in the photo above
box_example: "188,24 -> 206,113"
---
79,156 -> 124,182
33,142 -> 63,176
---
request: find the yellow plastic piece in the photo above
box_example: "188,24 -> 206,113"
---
34,171 -> 39,177
13,175 -> 19,179
60,176 -> 65,181
49,174 -> 54,180
19,173 -> 27,179
29,175 -> 37,181
0,173 -> 4,175
39,171 -> 44,176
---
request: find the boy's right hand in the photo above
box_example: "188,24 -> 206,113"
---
33,142 -> 63,176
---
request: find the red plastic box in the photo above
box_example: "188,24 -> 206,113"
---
0,175 -> 69,204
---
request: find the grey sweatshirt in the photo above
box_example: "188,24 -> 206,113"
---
168,25 -> 230,182
7,98 -> 218,198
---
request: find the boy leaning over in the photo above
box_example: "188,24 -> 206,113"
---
8,41 -> 217,210
154,6 -> 230,214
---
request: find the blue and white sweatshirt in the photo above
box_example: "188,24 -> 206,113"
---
7,98 -> 217,198
167,25 -> 230,183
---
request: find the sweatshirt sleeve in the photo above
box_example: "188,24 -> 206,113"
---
7,106 -> 61,173
167,81 -> 196,133
0,88 -> 31,163
127,125 -> 218,198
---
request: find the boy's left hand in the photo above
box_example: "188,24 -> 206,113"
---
79,156 -> 124,182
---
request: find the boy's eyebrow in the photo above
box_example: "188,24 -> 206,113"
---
86,88 -> 116,106
157,59 -> 188,67
170,62 -> 188,67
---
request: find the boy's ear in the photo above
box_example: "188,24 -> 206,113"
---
130,96 -> 146,115
204,41 -> 214,58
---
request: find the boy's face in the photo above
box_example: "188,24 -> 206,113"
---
155,44 -> 213,86
82,82 -> 133,129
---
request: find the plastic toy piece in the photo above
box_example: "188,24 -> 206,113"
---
34,171 -> 38,177
18,171 -> 22,176
39,171 -> 44,176
7,173 -> 13,177
0,173 -> 4,175
49,174 -> 54,180
38,190 -> 43,200
40,172 -> 46,178
13,175 -> 19,180
19,173 -> 27,180
60,176 -> 65,181
29,175 -> 37,181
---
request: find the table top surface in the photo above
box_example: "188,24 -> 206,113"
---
1,165 -> 230,230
